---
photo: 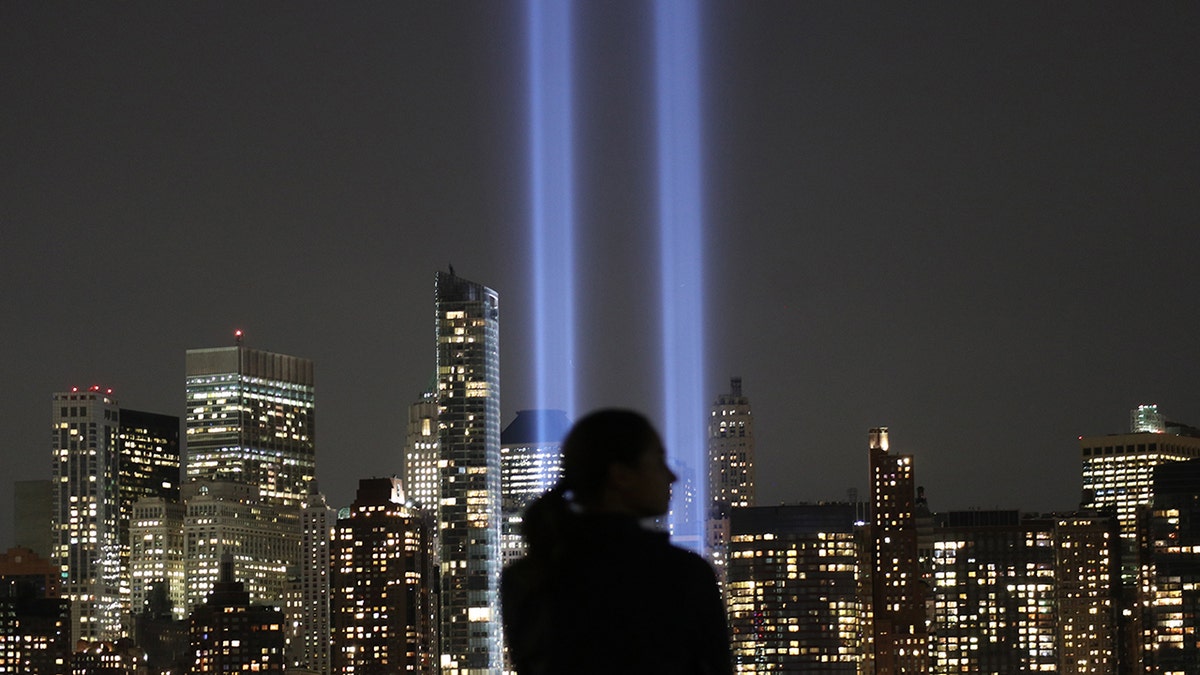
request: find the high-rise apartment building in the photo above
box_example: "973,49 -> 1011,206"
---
434,269 -> 502,673
707,377 -> 755,584
292,485 -> 334,675
867,427 -> 927,674
185,340 -> 315,507
1142,457 -> 1200,672
726,504 -> 862,673
331,478 -> 436,675
500,409 -> 569,566
51,388 -> 120,642
189,556 -> 286,673
51,387 -> 180,643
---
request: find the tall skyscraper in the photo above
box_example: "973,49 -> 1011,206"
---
51,388 -> 176,642
726,504 -> 862,673
867,427 -> 927,674
434,269 -> 502,673
706,377 -> 755,584
331,478 -> 436,675
51,387 -> 121,642
184,339 -> 315,507
500,409 -> 570,566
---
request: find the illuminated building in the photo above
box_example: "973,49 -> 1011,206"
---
706,376 -> 755,585
182,480 -> 299,612
1080,407 -> 1200,582
726,504 -> 862,673
292,484 -> 334,675
189,556 -> 285,673
0,547 -> 71,675
434,269 -> 502,673
52,388 -> 122,642
129,497 -> 185,622
867,427 -> 927,674
331,478 -> 436,675
1142,457 -> 1200,672
500,409 -> 569,566
403,390 -> 440,511
927,511 -> 1114,674
69,640 -> 142,674
184,339 -> 315,508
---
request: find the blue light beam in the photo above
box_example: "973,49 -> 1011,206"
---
528,0 -> 576,431
655,0 -> 706,551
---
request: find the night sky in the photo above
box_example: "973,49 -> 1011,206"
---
3,2 -> 1198,548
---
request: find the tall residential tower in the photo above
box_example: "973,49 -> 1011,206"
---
435,269 -> 502,673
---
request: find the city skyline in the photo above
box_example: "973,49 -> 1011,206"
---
3,2 -> 1199,549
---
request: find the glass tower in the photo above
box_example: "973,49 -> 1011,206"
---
500,409 -> 570,566
434,269 -> 501,673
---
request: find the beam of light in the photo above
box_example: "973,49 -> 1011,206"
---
655,0 -> 705,552
528,0 -> 576,435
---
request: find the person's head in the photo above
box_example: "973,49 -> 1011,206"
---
559,409 -> 676,517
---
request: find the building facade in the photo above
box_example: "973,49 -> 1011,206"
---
434,269 -> 502,673
727,504 -> 862,673
292,485 -> 334,675
331,478 -> 436,675
500,409 -> 570,566
868,427 -> 927,674
707,377 -> 755,585
0,547 -> 71,675
184,341 -> 315,508
129,497 -> 185,622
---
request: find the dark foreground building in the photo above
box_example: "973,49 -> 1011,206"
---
189,556 -> 285,673
0,547 -> 71,674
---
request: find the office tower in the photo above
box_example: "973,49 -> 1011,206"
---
129,497 -> 185,622
189,556 -> 286,673
434,269 -> 502,673
404,390 -> 440,511
331,478 -> 436,675
1142,457 -> 1200,672
867,427 -> 927,674
293,484 -> 334,675
51,387 -> 122,642
707,377 -> 755,584
0,547 -> 71,674
500,409 -> 569,565
185,340 -> 315,507
726,504 -> 862,673
13,480 -> 53,559
182,480 -> 299,612
1080,406 -> 1200,582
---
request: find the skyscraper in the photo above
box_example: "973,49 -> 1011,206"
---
706,377 -> 755,584
331,478 -> 436,675
500,409 -> 570,566
403,389 -> 440,511
129,497 -> 185,623
51,388 -> 120,642
867,427 -> 927,674
184,339 -> 315,507
51,387 -> 177,642
1142,457 -> 1200,672
434,269 -> 502,673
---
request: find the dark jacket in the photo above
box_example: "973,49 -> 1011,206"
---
501,514 -> 732,675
